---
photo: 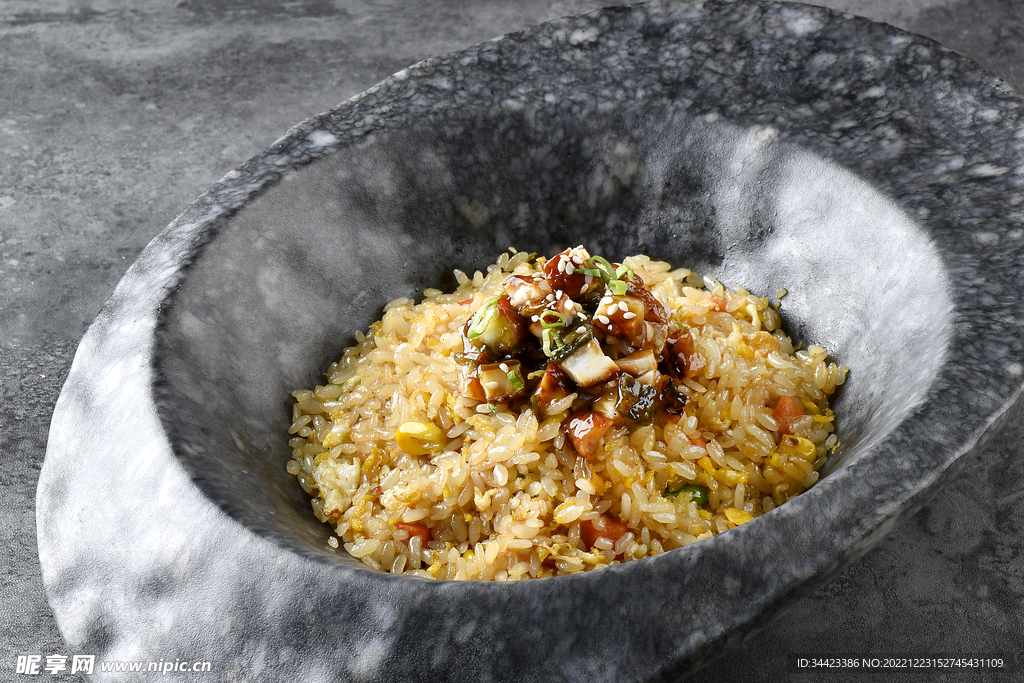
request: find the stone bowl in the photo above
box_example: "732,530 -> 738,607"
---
38,0 -> 1024,680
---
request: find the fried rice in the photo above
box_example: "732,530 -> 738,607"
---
286,247 -> 846,581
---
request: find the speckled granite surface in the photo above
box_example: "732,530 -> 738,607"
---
5,0 -> 1024,681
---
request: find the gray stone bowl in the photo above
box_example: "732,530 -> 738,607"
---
38,0 -> 1024,680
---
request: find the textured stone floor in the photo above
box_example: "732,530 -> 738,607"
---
2,1 -> 1021,680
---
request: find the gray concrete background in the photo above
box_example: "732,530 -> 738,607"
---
2,0 -> 1021,680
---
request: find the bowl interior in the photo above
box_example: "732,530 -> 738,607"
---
154,107 -> 952,558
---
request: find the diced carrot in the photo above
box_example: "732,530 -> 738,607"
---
773,396 -> 805,435
689,437 -> 707,448
395,521 -> 431,546
580,513 -> 630,553
565,410 -> 612,458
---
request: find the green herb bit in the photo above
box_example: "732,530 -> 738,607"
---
507,369 -> 525,392
550,324 -> 594,363
615,373 -> 658,424
587,255 -> 617,277
683,484 -> 709,506
540,310 -> 567,329
664,482 -> 709,506
542,327 -> 560,357
607,279 -> 627,296
467,295 -> 501,339
575,266 -> 606,278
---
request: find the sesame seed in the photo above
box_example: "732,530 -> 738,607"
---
566,265 -> 575,275
499,363 -> 509,372
596,315 -> 610,325
617,302 -> 629,312
557,259 -> 566,274
545,294 -> 555,302
485,381 -> 500,389
555,290 -> 563,299
622,312 -> 637,320
585,275 -> 594,286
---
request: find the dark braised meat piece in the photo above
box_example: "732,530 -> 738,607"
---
531,361 -> 574,416
658,381 -> 690,422
477,360 -> 528,403
541,247 -> 598,299
592,293 -> 646,339
564,409 -> 613,458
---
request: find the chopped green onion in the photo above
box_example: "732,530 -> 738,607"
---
588,255 -> 617,276
467,295 -> 500,339
607,279 -> 627,296
615,263 -> 636,282
542,327 -> 558,357
583,255 -> 631,295
575,266 -> 606,278
487,403 -> 497,415
540,310 -> 567,329
507,370 -> 525,392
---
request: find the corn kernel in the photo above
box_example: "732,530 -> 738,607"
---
724,508 -> 753,525
698,456 -> 715,475
396,421 -> 445,455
